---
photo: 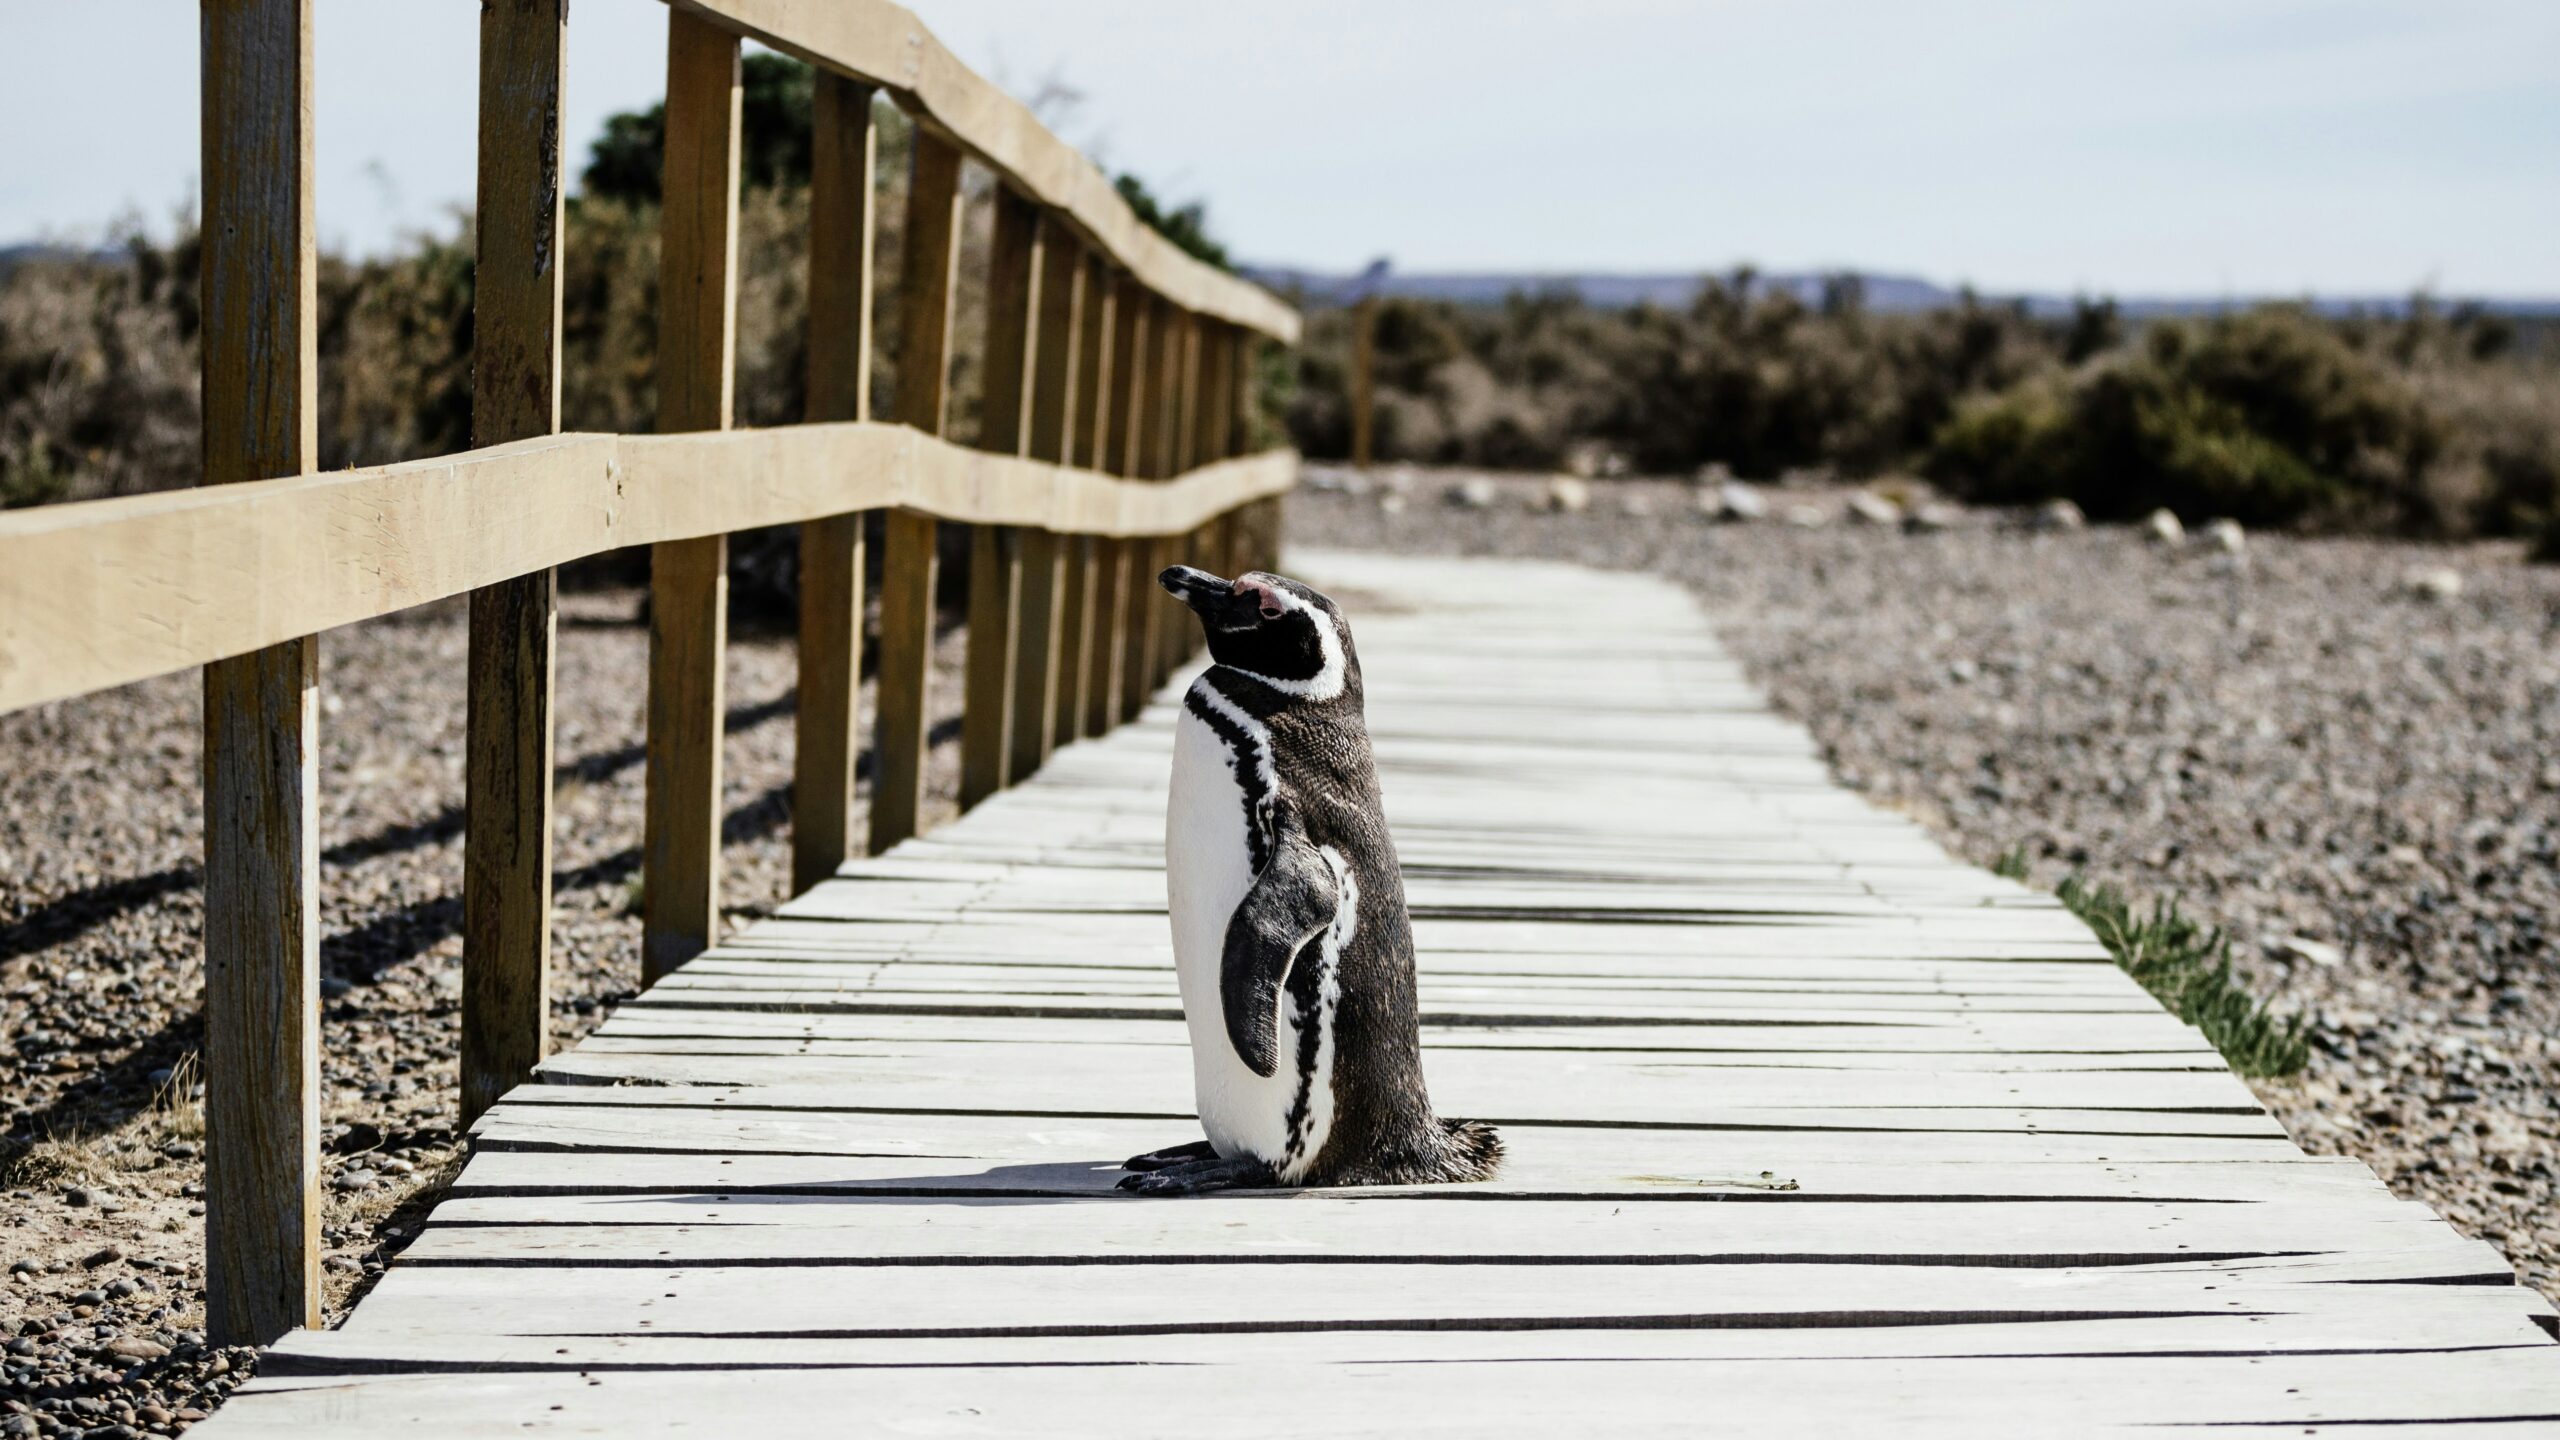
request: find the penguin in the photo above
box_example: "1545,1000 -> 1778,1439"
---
1119,565 -> 1502,1197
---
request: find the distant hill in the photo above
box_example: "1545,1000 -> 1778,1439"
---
1240,263 -> 2560,319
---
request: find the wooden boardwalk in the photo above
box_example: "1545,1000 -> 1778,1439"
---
201,551 -> 2560,1436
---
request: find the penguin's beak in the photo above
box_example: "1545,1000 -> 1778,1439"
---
1158,565 -> 1231,616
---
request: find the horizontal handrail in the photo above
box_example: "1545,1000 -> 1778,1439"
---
670,0 -> 1300,344
0,431 -> 1296,716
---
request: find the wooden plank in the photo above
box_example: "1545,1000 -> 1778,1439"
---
1118,535 -> 1162,722
1013,222 -> 1082,771
198,0 -> 321,1349
197,1349 -> 2560,1438
1053,534 -> 1093,743
1010,527 -> 1066,778
1073,258 -> 1114,470
320,1257 -> 2546,1341
0,434 -> 1297,719
890,130 -> 964,436
450,1129 -> 2394,1205
460,0 -> 568,1126
390,1198 -> 2453,1266
654,0 -> 1296,343
190,1350 -> 2560,1437
1106,278 -> 1149,477
867,126 -> 962,853
958,523 -> 1021,807
641,9 -> 743,983
1141,297 -> 1179,479
1083,537 -> 1127,738
866,511 -> 938,853
791,70 -> 876,892
1029,226 -> 1083,465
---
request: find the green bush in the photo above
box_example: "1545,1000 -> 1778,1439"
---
1926,307 -> 2444,529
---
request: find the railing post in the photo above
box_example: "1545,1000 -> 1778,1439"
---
1012,222 -> 1082,777
1350,294 -> 1378,470
871,125 -> 965,853
1085,536 -> 1128,738
1068,258 -> 1116,741
461,0 -> 567,1127
199,0 -> 321,1348
794,71 -> 877,892
962,184 -> 1042,808
641,10 -> 742,984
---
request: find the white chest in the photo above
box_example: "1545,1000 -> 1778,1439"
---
1165,690 -> 1341,1179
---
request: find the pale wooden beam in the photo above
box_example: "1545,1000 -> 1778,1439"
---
642,9 -> 742,984
198,0 -> 321,1349
793,71 -> 877,892
461,0 -> 567,1128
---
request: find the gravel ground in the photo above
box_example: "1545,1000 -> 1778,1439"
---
0,584 -> 972,1437
1294,463 -> 2560,1303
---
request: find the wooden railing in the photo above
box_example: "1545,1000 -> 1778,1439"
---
0,0 -> 1297,1346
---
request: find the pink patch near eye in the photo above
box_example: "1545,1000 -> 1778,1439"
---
1233,577 -> 1285,620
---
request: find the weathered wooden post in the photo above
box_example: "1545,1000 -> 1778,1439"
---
793,70 -> 878,892
1350,294 -> 1378,470
869,125 -> 964,853
641,10 -> 743,984
961,185 -> 1041,809
200,0 -> 322,1348
462,0 -> 569,1126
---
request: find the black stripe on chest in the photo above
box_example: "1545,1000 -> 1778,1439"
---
1182,681 -> 1274,874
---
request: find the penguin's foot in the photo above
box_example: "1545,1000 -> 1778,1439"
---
1115,1155 -> 1275,1197
1120,1139 -> 1218,1173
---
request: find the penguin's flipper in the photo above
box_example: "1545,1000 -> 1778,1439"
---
1219,831 -> 1340,1078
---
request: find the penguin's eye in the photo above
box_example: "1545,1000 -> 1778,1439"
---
1259,603 -> 1283,620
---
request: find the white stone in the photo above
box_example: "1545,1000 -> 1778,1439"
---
2202,518 -> 2246,553
2401,567 -> 2463,601
2281,936 -> 2343,969
2031,498 -> 2086,531
1705,480 -> 1768,522
1545,476 -> 1593,514
1845,492 -> 1903,526
1446,477 -> 1498,510
2142,508 -> 2185,545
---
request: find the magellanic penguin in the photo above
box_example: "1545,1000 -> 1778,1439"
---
1121,565 -> 1502,1196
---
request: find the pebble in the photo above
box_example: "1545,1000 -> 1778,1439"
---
2032,498 -> 2087,531
60,1187 -> 97,1208
81,1246 -> 122,1269
1544,476 -> 1592,514
2402,566 -> 2464,601
2202,518 -> 2246,553
1844,491 -> 1902,526
1445,477 -> 1498,509
2142,508 -> 2185,544
1705,480 -> 1768,522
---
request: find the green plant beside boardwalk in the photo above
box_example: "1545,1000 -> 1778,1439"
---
1997,849 -> 2310,1079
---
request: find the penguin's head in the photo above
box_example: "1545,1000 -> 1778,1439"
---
1157,566 -> 1353,700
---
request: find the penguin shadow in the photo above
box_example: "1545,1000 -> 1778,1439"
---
566,1158 -> 1304,1211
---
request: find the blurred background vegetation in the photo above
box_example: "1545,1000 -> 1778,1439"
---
4,53 -> 2556,561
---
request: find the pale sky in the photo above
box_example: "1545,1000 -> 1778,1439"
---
1,0 -> 2554,297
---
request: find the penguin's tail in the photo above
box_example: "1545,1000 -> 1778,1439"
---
1439,1118 -> 1504,1181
